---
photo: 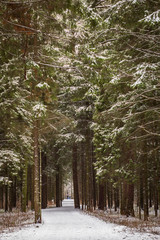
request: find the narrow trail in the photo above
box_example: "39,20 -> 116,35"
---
0,200 -> 158,240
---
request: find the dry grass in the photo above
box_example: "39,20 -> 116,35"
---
83,209 -> 160,235
0,209 -> 34,233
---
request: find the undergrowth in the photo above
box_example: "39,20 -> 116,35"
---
0,210 -> 34,233
83,209 -> 160,236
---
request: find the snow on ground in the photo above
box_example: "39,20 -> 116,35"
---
0,199 -> 159,240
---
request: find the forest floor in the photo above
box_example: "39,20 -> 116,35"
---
0,209 -> 34,233
84,209 -> 160,237
0,200 -> 160,240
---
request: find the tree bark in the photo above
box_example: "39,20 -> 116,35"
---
56,164 -> 62,207
91,141 -> 97,210
42,152 -> 47,209
127,184 -> 135,217
81,142 -> 84,210
21,160 -> 28,212
72,144 -> 80,209
33,119 -> 41,223
98,180 -> 105,210
4,184 -> 8,212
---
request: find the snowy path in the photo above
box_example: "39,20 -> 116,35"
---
0,199 -> 159,240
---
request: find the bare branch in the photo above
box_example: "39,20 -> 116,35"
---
3,18 -> 40,33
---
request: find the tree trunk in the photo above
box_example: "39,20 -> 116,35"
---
84,149 -> 87,209
121,182 -> 134,216
9,177 -> 16,210
92,160 -> 97,210
114,186 -> 119,212
72,144 -> 80,209
154,186 -> 158,217
33,119 -> 41,223
56,164 -> 62,207
138,175 -> 141,220
55,146 -> 62,208
127,184 -> 134,217
143,156 -> 148,221
42,152 -> 47,209
98,180 -> 105,210
31,165 -> 34,210
59,167 -> 63,207
81,142 -> 85,210
85,129 -> 93,211
21,160 -> 28,212
4,183 -> 8,212
143,178 -> 148,221
121,181 -> 127,215
92,142 -> 97,210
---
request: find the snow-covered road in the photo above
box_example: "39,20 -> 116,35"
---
0,199 -> 159,240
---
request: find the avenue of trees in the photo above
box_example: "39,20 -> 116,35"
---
0,0 -> 160,222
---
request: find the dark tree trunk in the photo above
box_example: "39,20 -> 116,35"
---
47,176 -> 52,205
140,176 -> 143,210
5,184 -> 8,212
27,164 -> 34,210
0,186 -> 3,209
55,146 -> 62,208
84,150 -> 87,209
56,164 -> 62,207
143,155 -> 149,221
92,162 -> 97,210
92,143 -> 97,210
143,177 -> 149,221
127,184 -> 135,217
21,160 -> 28,212
154,186 -> 158,217
9,178 -> 16,211
121,182 -> 134,217
121,182 -> 127,215
114,186 -> 119,212
9,184 -> 13,212
149,183 -> 152,208
72,144 -> 80,209
59,168 -> 63,206
42,152 -> 47,209
98,181 -> 105,210
81,142 -> 85,210
12,177 -> 17,208
107,181 -> 111,209
138,175 -> 142,220
85,129 -> 94,211
33,119 -> 41,223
